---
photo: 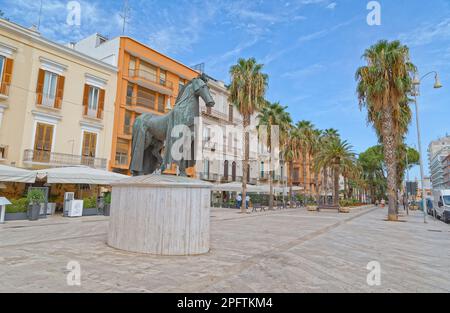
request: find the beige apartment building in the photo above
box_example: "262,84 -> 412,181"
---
0,19 -> 117,170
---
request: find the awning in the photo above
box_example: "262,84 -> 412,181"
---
212,183 -> 303,194
0,164 -> 37,183
36,167 -> 128,185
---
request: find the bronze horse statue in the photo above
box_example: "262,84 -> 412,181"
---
130,75 -> 215,176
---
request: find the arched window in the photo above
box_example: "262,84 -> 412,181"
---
232,162 -> 237,182
224,160 -> 229,180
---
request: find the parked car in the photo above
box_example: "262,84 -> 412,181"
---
432,190 -> 450,223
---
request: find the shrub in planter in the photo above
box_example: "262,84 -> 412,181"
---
6,198 -> 28,213
83,196 -> 97,209
27,189 -> 45,221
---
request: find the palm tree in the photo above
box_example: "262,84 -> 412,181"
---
356,40 -> 416,221
296,120 -> 315,200
258,101 -> 292,209
316,138 -> 355,207
319,129 -> 340,203
309,129 -> 322,205
285,125 -> 300,206
229,58 -> 268,213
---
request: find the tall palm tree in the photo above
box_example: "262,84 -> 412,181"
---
316,138 -> 356,207
296,120 -> 315,199
258,101 -> 292,209
285,125 -> 300,206
229,58 -> 268,213
309,129 -> 322,205
356,40 -> 416,221
319,129 -> 340,202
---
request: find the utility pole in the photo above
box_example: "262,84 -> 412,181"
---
120,0 -> 130,35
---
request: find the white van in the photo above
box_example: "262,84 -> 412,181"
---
432,189 -> 450,223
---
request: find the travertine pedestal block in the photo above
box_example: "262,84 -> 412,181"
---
107,175 -> 212,255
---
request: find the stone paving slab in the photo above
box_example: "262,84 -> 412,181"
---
0,206 -> 448,293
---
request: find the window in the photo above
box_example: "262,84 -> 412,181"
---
260,162 -> 265,178
160,69 -> 167,86
126,83 -> 134,106
136,87 -> 155,110
42,71 -> 58,106
88,86 -> 100,117
140,61 -> 157,81
0,145 -> 7,160
33,123 -> 54,163
158,94 -> 165,113
229,105 -> 234,123
203,159 -> 210,178
179,79 -> 185,93
82,132 -> 97,166
224,160 -> 229,180
124,111 -> 132,135
129,57 -> 136,75
115,139 -> 129,166
232,162 -> 237,182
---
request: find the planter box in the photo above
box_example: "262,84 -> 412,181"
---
103,204 -> 111,216
82,208 -> 99,216
5,212 -> 28,221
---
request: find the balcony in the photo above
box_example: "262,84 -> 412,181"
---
128,69 -> 174,96
0,82 -> 10,100
126,96 -> 165,113
23,150 -> 107,170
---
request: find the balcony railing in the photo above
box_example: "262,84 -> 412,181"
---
128,69 -> 174,91
0,82 -> 10,97
126,96 -> 165,113
24,150 -> 107,170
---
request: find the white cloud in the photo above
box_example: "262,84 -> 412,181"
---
326,2 -> 337,10
399,18 -> 450,47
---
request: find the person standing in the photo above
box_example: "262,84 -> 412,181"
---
236,194 -> 242,209
246,195 -> 250,210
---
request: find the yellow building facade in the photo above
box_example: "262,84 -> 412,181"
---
0,19 -> 117,170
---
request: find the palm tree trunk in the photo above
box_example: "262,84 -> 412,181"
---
289,160 -> 293,207
382,109 -> 398,221
269,154 -> 274,210
314,170 -> 320,206
241,115 -> 250,214
302,153 -> 307,199
333,165 -> 340,206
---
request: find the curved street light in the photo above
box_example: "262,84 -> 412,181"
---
412,71 -> 442,223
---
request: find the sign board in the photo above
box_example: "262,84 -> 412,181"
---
68,200 -> 83,217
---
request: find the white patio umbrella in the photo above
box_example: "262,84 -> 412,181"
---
36,166 -> 128,185
212,182 -> 262,193
0,164 -> 37,183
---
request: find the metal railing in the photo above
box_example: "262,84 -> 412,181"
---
24,149 -> 107,169
126,96 -> 165,113
128,69 -> 174,90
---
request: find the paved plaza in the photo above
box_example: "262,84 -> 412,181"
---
0,206 -> 449,293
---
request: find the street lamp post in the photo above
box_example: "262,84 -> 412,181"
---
412,71 -> 442,224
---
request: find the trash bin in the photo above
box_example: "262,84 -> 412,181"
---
28,204 -> 40,221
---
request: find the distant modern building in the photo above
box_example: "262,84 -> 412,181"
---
0,19 -> 117,170
428,136 -> 450,190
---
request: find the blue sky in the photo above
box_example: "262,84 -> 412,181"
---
1,0 -> 450,177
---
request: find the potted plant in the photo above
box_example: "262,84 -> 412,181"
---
103,192 -> 111,216
5,198 -> 29,221
27,189 -> 45,221
82,196 -> 99,216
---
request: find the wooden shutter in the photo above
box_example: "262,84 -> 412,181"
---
36,69 -> 45,105
97,89 -> 105,119
82,84 -> 90,116
54,75 -> 65,109
90,133 -> 97,157
0,58 -> 13,95
82,132 -> 97,157
43,125 -> 53,152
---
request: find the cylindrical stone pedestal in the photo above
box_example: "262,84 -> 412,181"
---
107,175 -> 212,256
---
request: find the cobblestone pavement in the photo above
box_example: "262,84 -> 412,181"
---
0,206 -> 449,293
